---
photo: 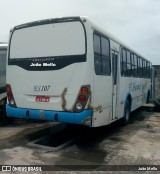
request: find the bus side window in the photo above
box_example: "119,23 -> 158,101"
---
122,49 -> 127,76
139,57 -> 143,78
127,50 -> 131,77
149,63 -> 151,78
94,34 -> 101,75
131,53 -> 134,77
94,33 -> 110,76
142,59 -> 145,78
147,62 -> 151,78
101,37 -> 110,75
137,57 -> 139,77
145,61 -> 148,78
120,50 -> 123,76
137,57 -> 142,78
134,54 -> 138,77
143,60 -> 147,78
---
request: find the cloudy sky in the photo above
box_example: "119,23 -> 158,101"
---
1,0 -> 160,64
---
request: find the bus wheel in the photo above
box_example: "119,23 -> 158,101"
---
121,101 -> 130,126
146,91 -> 150,104
0,107 -> 7,122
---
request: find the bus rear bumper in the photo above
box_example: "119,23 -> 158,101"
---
6,104 -> 93,126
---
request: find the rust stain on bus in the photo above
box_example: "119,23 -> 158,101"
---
39,110 -> 45,120
87,90 -> 92,109
61,88 -> 71,112
93,105 -> 103,112
82,116 -> 91,126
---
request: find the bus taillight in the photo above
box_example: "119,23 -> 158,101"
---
6,84 -> 17,107
73,85 -> 90,112
81,87 -> 89,94
78,95 -> 86,102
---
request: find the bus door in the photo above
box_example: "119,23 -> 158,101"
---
111,51 -> 119,120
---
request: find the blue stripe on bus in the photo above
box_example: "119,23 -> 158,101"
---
6,104 -> 92,126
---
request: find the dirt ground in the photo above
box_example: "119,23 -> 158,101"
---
0,107 -> 160,174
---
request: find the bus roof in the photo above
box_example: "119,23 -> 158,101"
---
81,16 -> 151,63
10,16 -> 151,63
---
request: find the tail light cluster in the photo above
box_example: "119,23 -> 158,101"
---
73,85 -> 90,112
6,84 -> 17,107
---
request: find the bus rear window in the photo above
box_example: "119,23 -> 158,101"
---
10,21 -> 86,59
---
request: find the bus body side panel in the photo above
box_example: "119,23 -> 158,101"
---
119,77 -> 151,117
119,49 -> 151,119
91,29 -> 112,127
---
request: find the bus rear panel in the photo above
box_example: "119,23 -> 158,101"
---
7,17 -> 93,126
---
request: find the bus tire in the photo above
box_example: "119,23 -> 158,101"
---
0,107 -> 7,122
146,91 -> 150,104
121,101 -> 130,126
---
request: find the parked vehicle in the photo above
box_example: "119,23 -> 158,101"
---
6,17 -> 151,127
0,43 -> 7,121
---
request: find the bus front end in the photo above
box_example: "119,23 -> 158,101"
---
6,17 -> 93,127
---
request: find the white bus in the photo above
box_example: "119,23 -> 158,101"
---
0,43 -> 7,121
6,16 -> 151,127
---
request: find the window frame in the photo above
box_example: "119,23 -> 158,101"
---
121,47 -> 132,77
93,31 -> 111,76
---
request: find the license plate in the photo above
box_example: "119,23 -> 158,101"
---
35,96 -> 50,102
